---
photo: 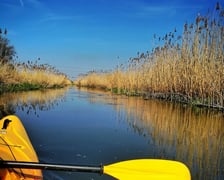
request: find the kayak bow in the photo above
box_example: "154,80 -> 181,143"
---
0,115 -> 42,180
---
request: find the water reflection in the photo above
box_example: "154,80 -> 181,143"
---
0,88 -> 69,118
122,98 -> 223,179
79,88 -> 224,180
0,87 -> 223,179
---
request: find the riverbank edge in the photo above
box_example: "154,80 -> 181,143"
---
76,85 -> 224,111
0,82 -> 70,94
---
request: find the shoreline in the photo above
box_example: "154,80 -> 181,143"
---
76,85 -> 224,111
0,82 -> 70,95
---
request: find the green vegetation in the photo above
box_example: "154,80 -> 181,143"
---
0,83 -> 43,94
75,2 -> 224,109
0,28 -> 71,94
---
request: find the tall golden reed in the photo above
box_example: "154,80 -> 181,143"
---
76,3 -> 224,108
0,63 -> 18,84
0,59 -> 71,88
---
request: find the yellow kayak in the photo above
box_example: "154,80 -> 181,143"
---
0,115 -> 42,180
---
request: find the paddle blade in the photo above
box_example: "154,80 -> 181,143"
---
103,159 -> 191,180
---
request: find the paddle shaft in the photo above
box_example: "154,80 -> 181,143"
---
0,159 -> 191,180
0,160 -> 103,174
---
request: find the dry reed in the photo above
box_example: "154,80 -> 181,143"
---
0,59 -> 71,92
76,3 -> 224,108
0,63 -> 18,84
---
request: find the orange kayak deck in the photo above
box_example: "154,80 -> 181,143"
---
0,115 -> 42,180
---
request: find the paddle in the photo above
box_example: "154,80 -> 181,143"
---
0,159 -> 191,180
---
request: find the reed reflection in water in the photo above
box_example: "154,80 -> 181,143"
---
125,98 -> 223,179
0,87 -> 69,118
83,89 -> 224,180
0,87 -> 223,180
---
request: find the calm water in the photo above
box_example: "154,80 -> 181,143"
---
0,87 -> 223,180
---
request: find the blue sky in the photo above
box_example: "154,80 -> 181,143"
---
0,0 -> 219,78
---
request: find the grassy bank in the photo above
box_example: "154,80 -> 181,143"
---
75,3 -> 224,109
0,60 -> 71,93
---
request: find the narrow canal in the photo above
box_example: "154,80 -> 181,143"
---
0,87 -> 223,179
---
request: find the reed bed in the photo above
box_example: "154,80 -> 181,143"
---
76,3 -> 224,108
76,72 -> 111,89
16,61 -> 71,88
0,63 -> 18,84
0,59 -> 71,92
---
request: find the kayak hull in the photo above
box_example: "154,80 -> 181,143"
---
0,115 -> 42,180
